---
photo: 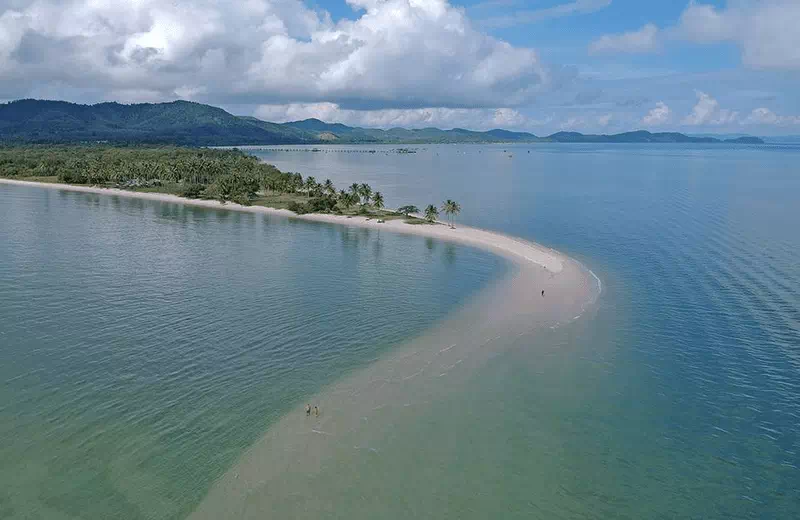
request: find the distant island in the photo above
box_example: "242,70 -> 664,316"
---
0,99 -> 764,146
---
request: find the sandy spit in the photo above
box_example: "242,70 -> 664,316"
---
0,179 -> 563,273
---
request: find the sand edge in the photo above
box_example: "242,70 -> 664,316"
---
1,178 -> 565,273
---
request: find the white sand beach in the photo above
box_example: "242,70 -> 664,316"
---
0,179 -> 563,274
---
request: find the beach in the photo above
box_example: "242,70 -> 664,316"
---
1,178 -> 600,518
0,179 -> 565,273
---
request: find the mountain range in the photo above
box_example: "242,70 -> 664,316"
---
0,99 -> 764,145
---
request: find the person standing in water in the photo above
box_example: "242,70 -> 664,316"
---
305,404 -> 311,416
313,406 -> 320,417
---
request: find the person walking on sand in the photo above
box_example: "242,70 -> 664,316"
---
314,406 -> 320,417
541,289 -> 545,297
305,404 -> 311,416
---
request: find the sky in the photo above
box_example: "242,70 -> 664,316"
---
1,0 -> 799,135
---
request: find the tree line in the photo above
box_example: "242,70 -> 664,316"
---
0,145 -> 460,224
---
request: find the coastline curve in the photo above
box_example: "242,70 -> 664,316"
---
1,178 -> 601,518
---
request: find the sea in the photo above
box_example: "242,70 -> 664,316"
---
1,142 -> 799,519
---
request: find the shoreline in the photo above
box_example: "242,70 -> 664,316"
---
2,177 -> 602,517
0,178 -> 566,274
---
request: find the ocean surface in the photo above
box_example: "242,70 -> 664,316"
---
3,142 -> 800,518
0,185 -> 506,519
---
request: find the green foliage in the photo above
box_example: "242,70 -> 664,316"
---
441,199 -> 461,227
0,99 -> 317,146
358,183 -> 372,205
308,196 -> 338,213
287,201 -> 309,214
397,204 -> 419,216
424,204 -> 439,223
372,191 -> 384,209
180,184 -> 205,199
0,145 -> 294,205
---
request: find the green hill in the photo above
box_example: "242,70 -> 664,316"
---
0,99 -> 765,145
0,99 -> 317,145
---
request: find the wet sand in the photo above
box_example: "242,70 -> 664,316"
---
1,179 -> 600,518
188,258 -> 597,518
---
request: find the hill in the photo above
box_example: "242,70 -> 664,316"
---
545,130 -> 762,144
0,99 -> 317,145
0,99 -> 765,145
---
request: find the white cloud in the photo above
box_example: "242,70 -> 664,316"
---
642,101 -> 671,126
678,0 -> 800,70
682,91 -> 738,126
254,103 -> 535,130
597,113 -> 612,127
743,107 -> 800,126
559,113 -> 615,131
592,1 -> 800,70
0,0 -> 550,108
589,24 -> 660,55
482,0 -> 611,29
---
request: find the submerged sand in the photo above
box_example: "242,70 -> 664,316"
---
1,179 -> 601,518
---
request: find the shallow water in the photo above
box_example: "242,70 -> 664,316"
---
249,143 -> 800,518
3,141 -> 800,519
0,184 -> 506,519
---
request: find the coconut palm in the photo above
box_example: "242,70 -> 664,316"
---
292,173 -> 304,192
349,182 -> 360,196
424,204 -> 439,223
372,191 -> 384,209
338,189 -> 353,210
358,183 -> 372,206
323,178 -> 335,196
441,199 -> 461,228
305,176 -> 317,197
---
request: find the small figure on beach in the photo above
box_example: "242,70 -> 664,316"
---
313,406 -> 320,417
305,404 -> 311,416
541,289 -> 545,297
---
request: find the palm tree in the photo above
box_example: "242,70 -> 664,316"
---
372,191 -> 384,210
338,189 -> 352,210
359,183 -> 372,206
324,178 -> 335,196
349,183 -> 360,196
305,176 -> 317,197
424,204 -> 439,223
441,199 -> 461,228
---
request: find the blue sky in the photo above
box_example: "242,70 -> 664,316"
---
1,0 -> 798,135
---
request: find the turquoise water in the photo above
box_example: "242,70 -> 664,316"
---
3,142 -> 800,519
252,143 -> 800,518
0,185 -> 506,519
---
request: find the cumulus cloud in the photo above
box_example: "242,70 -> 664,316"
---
589,24 -> 660,55
0,0 -> 550,108
589,1 -> 800,70
682,91 -> 738,126
743,107 -> 800,126
254,103 -> 534,130
642,101 -> 671,126
678,0 -> 800,70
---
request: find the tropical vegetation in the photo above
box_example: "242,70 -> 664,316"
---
0,145 -> 459,226
424,204 -> 439,223
441,199 -> 462,228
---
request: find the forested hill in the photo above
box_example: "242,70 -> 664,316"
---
0,100 -> 317,145
0,99 -> 764,145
